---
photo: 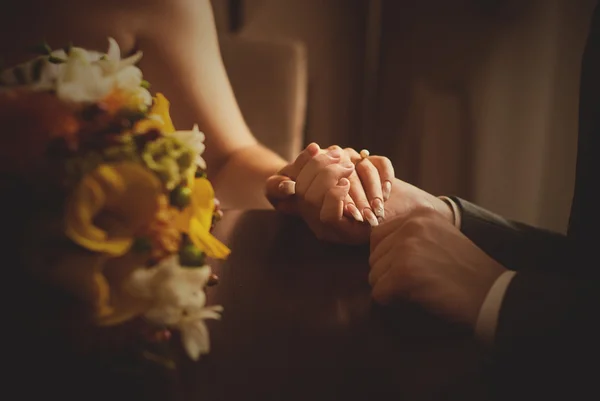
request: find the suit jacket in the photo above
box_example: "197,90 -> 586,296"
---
450,3 -> 600,399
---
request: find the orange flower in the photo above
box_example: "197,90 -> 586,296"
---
137,195 -> 182,263
0,90 -> 79,174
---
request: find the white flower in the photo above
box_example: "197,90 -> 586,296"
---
172,124 -> 207,169
55,47 -> 112,103
180,305 -> 223,361
125,255 -> 223,360
0,37 -> 151,110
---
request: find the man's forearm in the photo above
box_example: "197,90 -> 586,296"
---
210,143 -> 287,209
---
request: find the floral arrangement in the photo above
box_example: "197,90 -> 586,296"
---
0,38 -> 230,364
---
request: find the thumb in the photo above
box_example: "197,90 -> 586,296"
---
265,174 -> 299,214
265,174 -> 296,204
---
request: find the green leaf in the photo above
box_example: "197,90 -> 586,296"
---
141,80 -> 151,89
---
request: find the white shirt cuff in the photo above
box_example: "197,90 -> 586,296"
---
475,270 -> 517,346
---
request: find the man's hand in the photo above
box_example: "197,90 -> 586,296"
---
382,178 -> 456,227
369,208 -> 507,328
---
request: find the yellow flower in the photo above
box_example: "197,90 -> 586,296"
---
174,177 -> 230,259
134,93 -> 175,134
65,162 -> 163,256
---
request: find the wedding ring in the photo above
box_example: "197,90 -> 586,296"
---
359,149 -> 370,160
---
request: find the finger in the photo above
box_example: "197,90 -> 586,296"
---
344,147 -> 361,162
319,177 -> 350,223
369,230 -> 402,272
265,174 -> 296,203
344,196 -> 364,222
278,142 -> 321,179
370,214 -> 411,247
303,162 -> 355,207
354,157 -> 385,219
368,249 -> 396,287
346,171 -> 378,226
340,148 -> 366,222
295,149 -> 345,196
368,156 -> 395,201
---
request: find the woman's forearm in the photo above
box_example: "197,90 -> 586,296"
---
210,143 -> 287,210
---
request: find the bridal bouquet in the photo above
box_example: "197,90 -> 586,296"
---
0,38 -> 230,365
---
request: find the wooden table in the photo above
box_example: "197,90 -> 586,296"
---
14,209 -> 490,401
174,210 -> 490,401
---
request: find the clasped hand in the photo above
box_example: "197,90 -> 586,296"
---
266,144 -> 507,330
266,142 -> 394,244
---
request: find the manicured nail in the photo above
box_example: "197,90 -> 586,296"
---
382,181 -> 392,201
372,197 -> 385,219
363,208 -> 379,227
346,204 -> 363,222
278,180 -> 296,195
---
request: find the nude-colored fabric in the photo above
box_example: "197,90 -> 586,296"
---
219,35 -> 307,161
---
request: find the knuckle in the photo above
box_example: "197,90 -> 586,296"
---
402,218 -> 425,235
399,237 -> 420,254
356,159 -> 376,175
344,147 -> 360,157
308,153 -> 334,171
371,156 -> 395,176
372,286 -> 390,305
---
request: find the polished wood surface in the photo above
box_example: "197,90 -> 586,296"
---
175,210 -> 489,401
13,209 -> 489,400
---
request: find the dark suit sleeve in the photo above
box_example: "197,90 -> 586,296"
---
487,270 -> 600,400
447,197 -> 598,398
449,196 -> 573,273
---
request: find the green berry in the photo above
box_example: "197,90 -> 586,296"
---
179,243 -> 206,267
132,237 -> 153,253
169,185 -> 192,209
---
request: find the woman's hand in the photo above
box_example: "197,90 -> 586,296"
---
265,143 -> 395,244
265,143 -> 395,227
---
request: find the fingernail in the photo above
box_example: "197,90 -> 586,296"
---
278,180 -> 296,195
372,197 -> 385,219
382,181 -> 392,201
363,208 -> 379,227
346,204 -> 363,222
